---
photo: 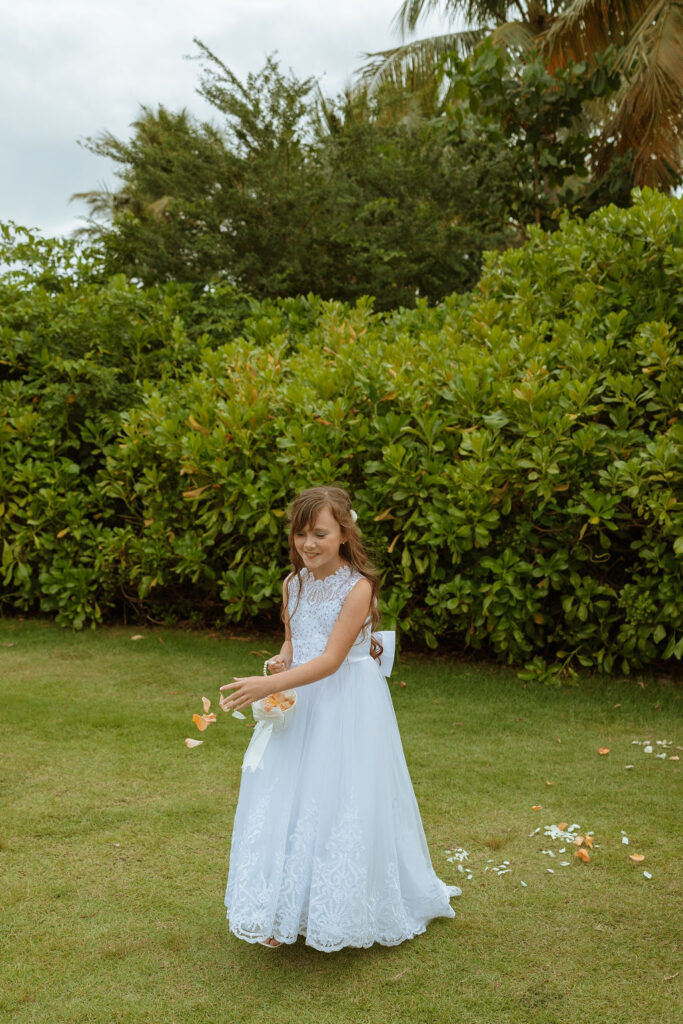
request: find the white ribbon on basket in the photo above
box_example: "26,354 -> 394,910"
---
241,630 -> 397,773
241,661 -> 298,773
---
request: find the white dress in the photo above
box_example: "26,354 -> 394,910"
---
224,563 -> 461,952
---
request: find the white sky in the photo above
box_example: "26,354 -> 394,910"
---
1,0 -> 455,238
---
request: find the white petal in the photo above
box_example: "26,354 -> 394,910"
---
232,710 -> 246,720
622,836 -> 629,844
643,871 -> 652,879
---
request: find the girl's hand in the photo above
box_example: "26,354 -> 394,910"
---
219,675 -> 273,713
266,655 -> 289,674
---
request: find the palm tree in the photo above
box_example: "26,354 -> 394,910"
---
359,1 -> 683,189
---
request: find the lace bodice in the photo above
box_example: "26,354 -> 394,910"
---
286,564 -> 371,666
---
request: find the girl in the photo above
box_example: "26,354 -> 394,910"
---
219,485 -> 461,952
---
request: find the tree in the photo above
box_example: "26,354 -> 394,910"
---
360,1 -> 683,190
441,36 -> 631,235
71,43 -> 524,307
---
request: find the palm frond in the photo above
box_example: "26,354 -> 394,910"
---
393,1 -> 520,38
542,0 -> 658,69
593,3 -> 683,186
358,28 -> 489,93
393,0 -> 457,38
540,0 -> 683,187
489,19 -> 538,55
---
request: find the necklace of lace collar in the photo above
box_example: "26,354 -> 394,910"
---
300,563 -> 354,603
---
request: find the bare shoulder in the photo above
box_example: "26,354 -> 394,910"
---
344,574 -> 372,606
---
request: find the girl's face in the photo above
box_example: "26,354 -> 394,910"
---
293,505 -> 346,579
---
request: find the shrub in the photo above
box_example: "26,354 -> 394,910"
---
1,188 -> 681,683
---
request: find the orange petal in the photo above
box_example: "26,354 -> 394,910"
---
184,738 -> 203,748
598,747 -> 610,755
192,713 -> 211,731
531,805 -> 542,810
558,822 -> 568,830
574,848 -> 590,862
585,835 -> 594,848
573,835 -> 585,846
629,854 -> 645,863
202,696 -> 211,713
546,780 -> 554,785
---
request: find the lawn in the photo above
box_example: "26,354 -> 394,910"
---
1,617 -> 680,1024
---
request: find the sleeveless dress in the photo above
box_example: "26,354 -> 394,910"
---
224,563 -> 461,952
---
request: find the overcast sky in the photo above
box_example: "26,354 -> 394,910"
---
1,0 -> 456,238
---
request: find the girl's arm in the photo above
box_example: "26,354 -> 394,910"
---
220,578 -> 372,712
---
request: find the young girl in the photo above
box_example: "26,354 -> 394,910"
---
219,485 -> 461,952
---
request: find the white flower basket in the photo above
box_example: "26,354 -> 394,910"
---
241,662 -> 297,773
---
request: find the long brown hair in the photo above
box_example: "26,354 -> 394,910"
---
283,485 -> 383,661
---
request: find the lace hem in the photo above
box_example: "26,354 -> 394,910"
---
226,916 -> 455,953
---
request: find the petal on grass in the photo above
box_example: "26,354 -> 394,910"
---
202,696 -> 211,713
575,849 -> 590,862
184,738 -> 203,748
629,854 -> 645,862
643,871 -> 652,879
598,747 -> 610,755
131,635 -> 144,641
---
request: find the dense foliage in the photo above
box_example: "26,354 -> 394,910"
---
72,39 -> 631,310
1,188 -> 681,684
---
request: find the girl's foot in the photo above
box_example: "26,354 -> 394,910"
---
259,936 -> 281,947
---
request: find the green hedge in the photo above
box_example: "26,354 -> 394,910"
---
1,187 -> 681,683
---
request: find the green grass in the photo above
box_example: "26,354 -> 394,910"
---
1,617 -> 681,1024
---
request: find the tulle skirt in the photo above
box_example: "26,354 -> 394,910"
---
224,655 -> 461,953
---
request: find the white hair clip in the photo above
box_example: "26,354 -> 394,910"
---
350,508 -> 358,523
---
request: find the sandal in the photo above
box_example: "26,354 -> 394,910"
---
257,936 -> 282,948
